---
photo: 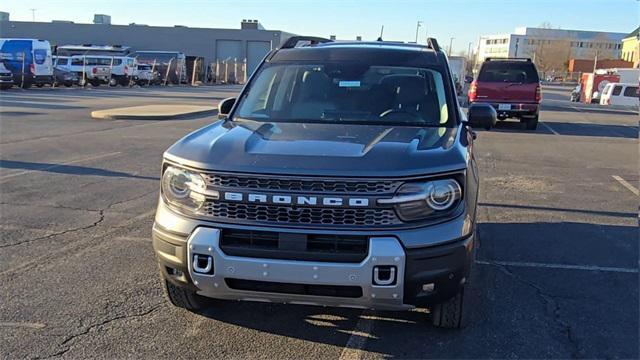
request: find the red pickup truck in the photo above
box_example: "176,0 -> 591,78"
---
468,58 -> 541,130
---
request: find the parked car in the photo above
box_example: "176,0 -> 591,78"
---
0,38 -> 54,88
153,36 -> 497,329
468,58 -> 541,130
53,67 -> 79,87
600,83 -> 639,106
132,64 -> 160,85
69,55 -> 135,86
0,62 -> 14,89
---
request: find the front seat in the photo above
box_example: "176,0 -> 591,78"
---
380,74 -> 427,112
290,70 -> 334,119
380,74 -> 439,124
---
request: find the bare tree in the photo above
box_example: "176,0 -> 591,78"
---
527,39 -> 572,77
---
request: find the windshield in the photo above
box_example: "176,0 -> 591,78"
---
478,62 -> 540,83
234,62 -> 453,127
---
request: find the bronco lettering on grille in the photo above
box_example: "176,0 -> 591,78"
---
222,191 -> 370,207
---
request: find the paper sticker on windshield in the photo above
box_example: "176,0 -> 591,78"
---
339,80 -> 360,87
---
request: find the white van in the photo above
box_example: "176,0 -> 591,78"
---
0,38 -> 53,88
69,55 -> 136,86
600,83 -> 639,107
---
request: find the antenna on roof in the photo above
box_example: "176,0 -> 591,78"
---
377,25 -> 384,41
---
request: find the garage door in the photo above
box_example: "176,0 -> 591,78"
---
216,40 -> 242,82
247,41 -> 272,76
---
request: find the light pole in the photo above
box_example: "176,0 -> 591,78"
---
29,8 -> 36,22
448,37 -> 455,56
467,42 -> 472,59
415,21 -> 423,44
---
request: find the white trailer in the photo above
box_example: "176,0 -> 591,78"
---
448,56 -> 467,95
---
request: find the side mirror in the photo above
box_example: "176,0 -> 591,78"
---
218,97 -> 236,119
467,103 -> 497,130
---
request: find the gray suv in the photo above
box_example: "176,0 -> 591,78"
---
152,37 -> 496,328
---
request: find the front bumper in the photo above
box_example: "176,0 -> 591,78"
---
153,200 -> 474,310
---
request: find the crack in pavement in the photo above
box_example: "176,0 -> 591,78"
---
0,209 -> 105,249
41,304 -> 163,359
0,190 -> 157,249
0,208 -> 156,278
484,260 -> 584,358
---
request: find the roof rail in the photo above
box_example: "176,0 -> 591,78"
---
486,57 -> 531,62
427,38 -> 440,52
280,36 -> 333,49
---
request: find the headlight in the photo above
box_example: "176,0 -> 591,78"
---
379,179 -> 462,221
161,165 -> 210,213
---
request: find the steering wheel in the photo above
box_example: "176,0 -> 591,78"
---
379,109 -> 423,121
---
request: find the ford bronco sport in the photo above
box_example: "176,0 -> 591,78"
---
152,36 -> 496,328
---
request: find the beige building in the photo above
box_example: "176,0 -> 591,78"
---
620,27 -> 639,68
475,27 -> 627,74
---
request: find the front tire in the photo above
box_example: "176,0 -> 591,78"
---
163,278 -> 213,311
431,288 -> 468,329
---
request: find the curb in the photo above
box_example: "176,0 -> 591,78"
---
91,107 -> 217,120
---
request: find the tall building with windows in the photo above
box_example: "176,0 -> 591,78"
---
475,27 -> 627,72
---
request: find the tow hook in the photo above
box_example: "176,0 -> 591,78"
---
192,254 -> 214,275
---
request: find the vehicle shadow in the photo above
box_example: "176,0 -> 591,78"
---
541,121 -> 637,139
541,103 -> 638,116
482,120 -> 637,139
190,221 -> 638,358
0,101 -> 87,110
0,160 -> 159,181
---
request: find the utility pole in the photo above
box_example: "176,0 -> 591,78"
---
448,37 -> 455,56
29,8 -> 36,22
415,21 -> 422,44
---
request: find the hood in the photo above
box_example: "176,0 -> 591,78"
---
165,120 -> 469,177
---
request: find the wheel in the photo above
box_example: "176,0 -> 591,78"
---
89,80 -> 100,87
162,278 -> 213,311
20,81 -> 32,89
431,288 -> 468,328
0,84 -> 11,90
524,115 -> 538,130
64,82 -> 73,87
109,78 -> 118,87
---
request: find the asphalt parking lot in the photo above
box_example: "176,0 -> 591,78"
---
0,85 -> 637,359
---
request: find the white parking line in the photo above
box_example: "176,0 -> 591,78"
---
540,122 -> 560,135
339,310 -> 376,360
475,260 -> 638,274
0,152 -> 122,181
612,175 -> 639,196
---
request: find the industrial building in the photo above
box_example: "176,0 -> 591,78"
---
475,27 -> 627,67
0,14 -> 296,79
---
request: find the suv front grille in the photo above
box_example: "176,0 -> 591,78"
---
203,174 -> 400,194
220,229 -> 369,263
200,201 -> 401,226
196,172 -> 404,228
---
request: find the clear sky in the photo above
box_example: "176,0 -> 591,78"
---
2,0 -> 639,53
